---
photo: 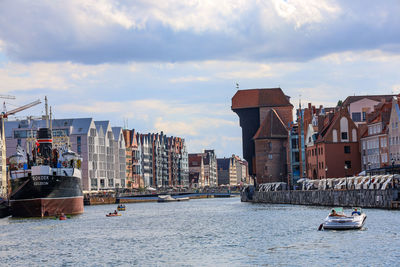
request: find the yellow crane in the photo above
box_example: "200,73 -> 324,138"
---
0,97 -> 42,197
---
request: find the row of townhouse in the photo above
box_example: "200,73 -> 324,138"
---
4,118 -> 126,191
299,95 -> 399,181
123,129 -> 189,188
188,151 -> 250,188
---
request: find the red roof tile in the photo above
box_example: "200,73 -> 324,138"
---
232,88 -> 292,110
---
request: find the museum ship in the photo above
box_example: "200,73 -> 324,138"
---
8,126 -> 84,217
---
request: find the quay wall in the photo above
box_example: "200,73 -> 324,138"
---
246,189 -> 400,209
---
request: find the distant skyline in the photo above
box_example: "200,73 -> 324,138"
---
1,0 -> 400,158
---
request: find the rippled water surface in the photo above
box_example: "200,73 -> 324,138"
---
1,197 -> 400,266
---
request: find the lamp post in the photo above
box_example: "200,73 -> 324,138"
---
392,160 -> 395,188
325,167 -> 328,190
367,162 -> 372,188
344,165 -> 348,190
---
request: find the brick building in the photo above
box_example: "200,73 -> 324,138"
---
232,88 -> 293,184
305,108 -> 361,179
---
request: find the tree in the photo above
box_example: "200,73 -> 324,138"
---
337,100 -> 343,107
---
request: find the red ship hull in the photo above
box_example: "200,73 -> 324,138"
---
11,196 -> 84,217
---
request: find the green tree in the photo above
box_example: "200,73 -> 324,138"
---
337,100 -> 343,107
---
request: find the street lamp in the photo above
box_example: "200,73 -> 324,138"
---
367,162 -> 372,188
325,167 -> 328,190
392,160 -> 395,188
344,165 -> 348,190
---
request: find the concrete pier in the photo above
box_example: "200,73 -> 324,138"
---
242,188 -> 400,209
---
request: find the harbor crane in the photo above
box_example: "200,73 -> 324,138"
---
0,98 -> 42,197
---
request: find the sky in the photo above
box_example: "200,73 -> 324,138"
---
1,0 -> 400,158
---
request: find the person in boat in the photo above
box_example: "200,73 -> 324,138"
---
352,208 -> 361,216
330,209 -> 345,217
114,210 -> 118,215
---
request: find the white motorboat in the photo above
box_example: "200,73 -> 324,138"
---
157,195 -> 177,202
320,207 -> 367,230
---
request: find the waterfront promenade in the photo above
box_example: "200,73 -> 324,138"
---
242,186 -> 400,209
84,187 -> 240,205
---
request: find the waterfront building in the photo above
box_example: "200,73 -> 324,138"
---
388,97 -> 400,165
124,130 -> 188,188
5,118 -> 126,191
342,95 -> 394,126
234,155 -> 250,185
232,88 -> 293,184
288,123 -> 302,184
305,108 -> 361,178
189,153 -> 204,188
300,103 -> 336,180
203,150 -> 218,187
360,101 -> 391,171
217,156 -> 238,186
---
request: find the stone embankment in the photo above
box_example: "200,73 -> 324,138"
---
242,187 -> 400,209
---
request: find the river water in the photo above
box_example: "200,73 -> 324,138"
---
1,197 -> 399,266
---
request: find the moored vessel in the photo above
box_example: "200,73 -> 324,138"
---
9,125 -> 84,217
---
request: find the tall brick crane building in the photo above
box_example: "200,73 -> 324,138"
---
232,88 -> 293,184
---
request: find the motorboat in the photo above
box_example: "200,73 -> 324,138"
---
157,195 -> 177,202
117,204 -> 126,211
320,207 -> 367,230
106,213 -> 121,217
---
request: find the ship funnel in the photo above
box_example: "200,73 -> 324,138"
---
37,128 -> 52,161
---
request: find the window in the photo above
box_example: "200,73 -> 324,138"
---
268,154 -> 273,160
341,132 -> 348,140
352,112 -> 361,122
362,112 -> 366,121
344,146 -> 351,154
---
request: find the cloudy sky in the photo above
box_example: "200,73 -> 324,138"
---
1,0 -> 400,158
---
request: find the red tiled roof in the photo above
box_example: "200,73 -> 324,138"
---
253,109 -> 288,139
232,88 -> 292,110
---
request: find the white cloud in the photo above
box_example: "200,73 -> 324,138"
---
320,50 -> 400,64
0,61 -> 110,93
272,0 -> 341,29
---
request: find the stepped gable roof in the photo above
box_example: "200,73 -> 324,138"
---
253,109 -> 288,140
342,94 -> 395,106
232,88 -> 292,110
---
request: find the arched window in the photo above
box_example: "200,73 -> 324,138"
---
340,117 -> 349,141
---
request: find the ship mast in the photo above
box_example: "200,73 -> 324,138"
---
45,96 -> 49,128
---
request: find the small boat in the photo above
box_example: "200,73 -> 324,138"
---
117,204 -> 126,211
106,213 -> 121,217
157,195 -> 177,202
320,207 -> 367,230
59,215 -> 67,220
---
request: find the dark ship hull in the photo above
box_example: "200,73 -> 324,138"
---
10,175 -> 83,217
